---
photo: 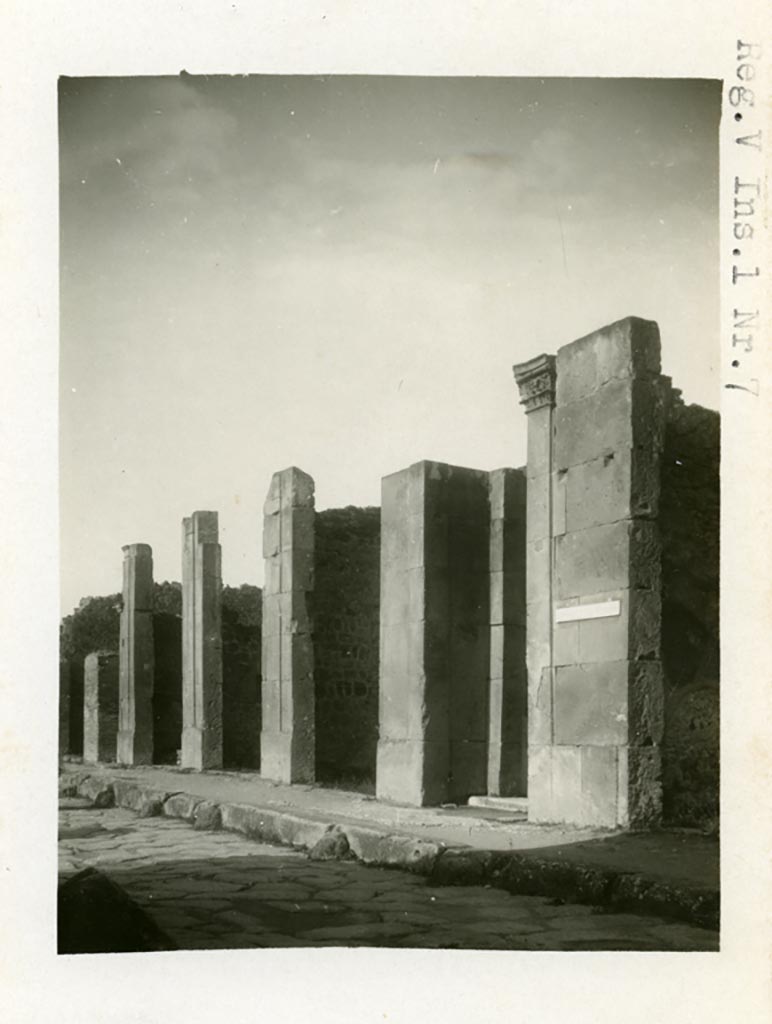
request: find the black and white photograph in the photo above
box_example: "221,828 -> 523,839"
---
1,5 -> 769,1024
57,74 -> 720,953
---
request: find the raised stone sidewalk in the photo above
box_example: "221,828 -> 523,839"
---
59,762 -> 718,930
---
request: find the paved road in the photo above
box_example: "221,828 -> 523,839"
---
58,799 -> 717,951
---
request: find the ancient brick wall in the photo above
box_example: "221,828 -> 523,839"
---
659,396 -> 720,828
314,506 -> 381,788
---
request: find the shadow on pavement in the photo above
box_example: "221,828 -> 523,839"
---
58,867 -> 177,954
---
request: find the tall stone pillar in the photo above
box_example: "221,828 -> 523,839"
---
515,317 -> 668,828
181,511 -> 223,770
59,660 -> 71,757
487,468 -> 527,796
260,468 -> 315,783
377,461 -> 490,806
83,651 -> 119,763
117,543 -> 155,764
513,355 -> 557,821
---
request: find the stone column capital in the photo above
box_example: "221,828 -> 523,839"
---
513,353 -> 557,412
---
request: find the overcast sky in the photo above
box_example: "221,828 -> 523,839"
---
59,75 -> 720,612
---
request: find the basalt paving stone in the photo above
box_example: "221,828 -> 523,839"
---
163,898 -> 235,913
235,886 -> 315,902
317,886 -> 397,902
416,902 -> 521,925
644,924 -> 718,951
362,892 -> 443,908
430,902 -> 542,923
260,899 -> 351,914
58,801 -> 717,952
229,899 -> 382,933
458,919 -> 553,937
397,916 -> 465,932
207,933 -> 275,949
298,921 -> 418,942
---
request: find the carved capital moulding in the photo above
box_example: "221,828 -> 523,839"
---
512,353 -> 557,412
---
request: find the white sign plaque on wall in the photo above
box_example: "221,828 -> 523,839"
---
554,600 -> 622,624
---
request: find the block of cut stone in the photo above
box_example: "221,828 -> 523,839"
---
260,468 -> 316,784
83,651 -> 119,763
377,461 -> 490,806
117,544 -> 154,766
556,316 -> 661,407
514,318 -> 668,829
181,512 -> 223,771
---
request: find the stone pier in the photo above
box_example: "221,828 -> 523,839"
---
181,512 -> 223,770
117,543 -> 155,765
514,316 -> 668,827
83,651 -> 119,763
377,461 -> 490,806
260,468 -> 316,784
487,468 -> 527,796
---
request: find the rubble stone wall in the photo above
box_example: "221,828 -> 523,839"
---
659,397 -> 720,828
314,507 -> 381,788
152,613 -> 182,765
223,615 -> 262,770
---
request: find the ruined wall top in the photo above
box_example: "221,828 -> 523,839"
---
187,510 -> 219,545
121,543 -> 152,559
556,316 -> 662,406
264,466 -> 315,516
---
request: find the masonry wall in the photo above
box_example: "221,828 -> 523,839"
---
222,592 -> 262,770
59,660 -> 71,757
659,396 -> 720,827
152,612 -> 182,764
147,597 -> 262,769
516,318 -> 669,828
314,507 -> 381,788
487,468 -> 528,796
68,660 -> 84,756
